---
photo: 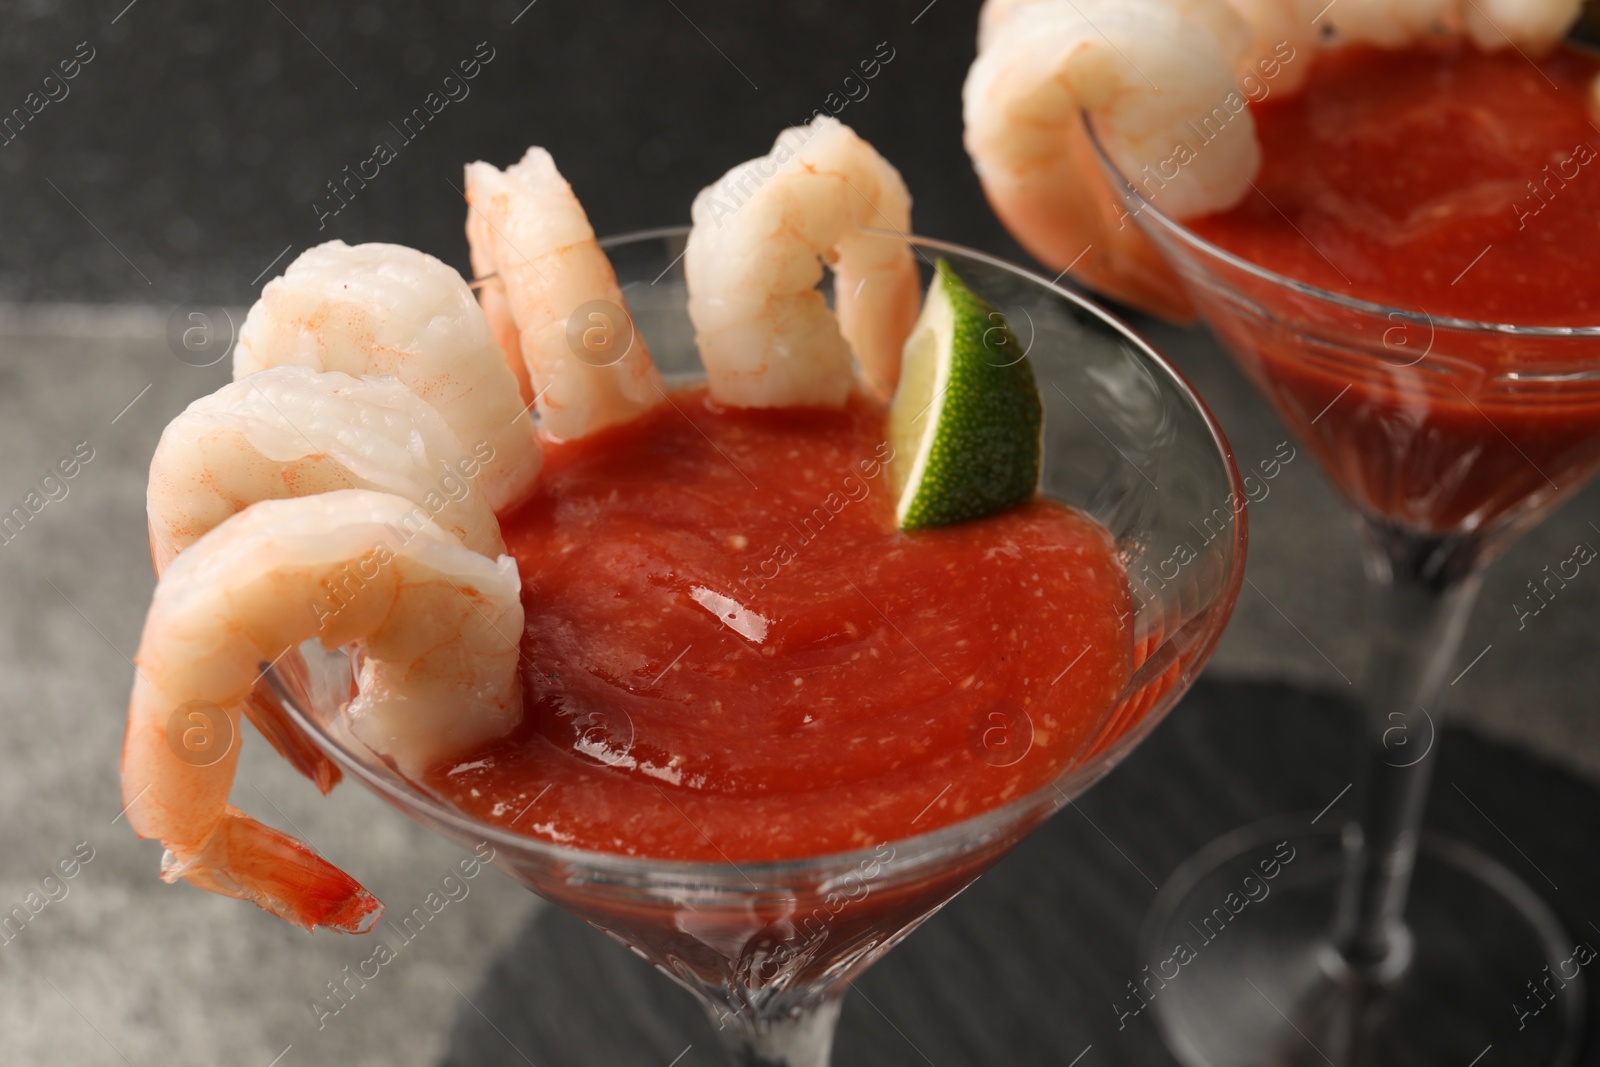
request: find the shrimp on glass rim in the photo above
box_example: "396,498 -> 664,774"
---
122,490 -> 524,932
964,0 -> 1260,320
685,115 -> 921,407
129,222 -> 669,928
465,147 -> 664,441
147,364 -> 504,573
121,121 -> 921,931
963,0 -> 1585,320
235,240 -> 542,513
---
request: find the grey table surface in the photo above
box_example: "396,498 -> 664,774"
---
1,300 -> 1597,1067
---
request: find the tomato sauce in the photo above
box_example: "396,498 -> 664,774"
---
1188,44 -> 1600,534
1194,43 -> 1600,324
426,389 -> 1133,862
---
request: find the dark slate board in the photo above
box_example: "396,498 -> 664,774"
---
439,679 -> 1600,1067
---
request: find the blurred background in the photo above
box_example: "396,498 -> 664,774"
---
2,1 -> 1598,1064
0,0 -> 1012,302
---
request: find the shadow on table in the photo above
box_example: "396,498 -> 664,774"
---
439,679 -> 1600,1067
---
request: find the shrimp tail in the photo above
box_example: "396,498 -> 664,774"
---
165,807 -> 383,934
242,680 -> 343,796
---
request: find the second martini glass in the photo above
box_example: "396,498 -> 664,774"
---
272,230 -> 1246,1067
1090,124 -> 1600,1065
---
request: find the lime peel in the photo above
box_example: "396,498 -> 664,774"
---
889,260 -> 1043,530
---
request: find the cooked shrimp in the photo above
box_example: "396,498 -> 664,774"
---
464,148 -> 664,441
1318,0 -> 1460,46
147,365 -> 504,572
684,115 -> 921,406
1321,0 -> 1580,48
235,241 -> 541,513
979,0 -> 1318,92
1458,0 -> 1583,49
122,490 -> 524,932
1220,0 -> 1317,92
466,241 -> 533,404
964,0 -> 1257,319
979,0 -> 1253,59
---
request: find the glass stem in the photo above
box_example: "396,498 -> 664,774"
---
706,993 -> 845,1067
1335,525 -> 1483,980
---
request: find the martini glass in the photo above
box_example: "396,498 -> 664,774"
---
272,230 -> 1246,1067
1088,126 -> 1600,1065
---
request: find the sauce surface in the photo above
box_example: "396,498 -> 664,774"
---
1192,42 -> 1600,325
1185,43 -> 1600,534
427,389 -> 1133,861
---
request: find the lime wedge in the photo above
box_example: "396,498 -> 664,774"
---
890,260 -> 1043,530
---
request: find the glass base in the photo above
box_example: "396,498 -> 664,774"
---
1139,818 -> 1584,1067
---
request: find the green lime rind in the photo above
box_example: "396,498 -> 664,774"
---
890,259 -> 1043,531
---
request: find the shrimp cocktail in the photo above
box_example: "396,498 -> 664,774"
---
965,0 -> 1599,1063
121,115 -> 1244,1065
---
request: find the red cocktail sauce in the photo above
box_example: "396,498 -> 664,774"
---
1189,43 -> 1600,533
426,389 -> 1134,862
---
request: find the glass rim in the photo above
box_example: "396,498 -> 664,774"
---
1081,112 -> 1600,338
276,227 -> 1248,886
